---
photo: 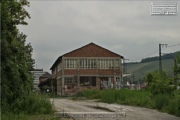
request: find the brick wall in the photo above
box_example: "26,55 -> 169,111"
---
64,70 -> 78,75
79,69 -> 97,75
98,69 -> 114,75
63,69 -> 121,76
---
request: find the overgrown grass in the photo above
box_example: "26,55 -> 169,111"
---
74,89 -> 180,117
1,113 -> 59,120
101,89 -> 151,107
2,92 -> 55,120
74,89 -> 101,99
166,90 -> 180,116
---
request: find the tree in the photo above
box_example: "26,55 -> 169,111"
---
145,71 -> 175,95
173,53 -> 180,86
1,0 -> 35,113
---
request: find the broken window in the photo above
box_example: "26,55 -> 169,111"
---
80,77 -> 96,86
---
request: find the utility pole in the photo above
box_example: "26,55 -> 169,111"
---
159,44 -> 168,73
174,58 -> 177,87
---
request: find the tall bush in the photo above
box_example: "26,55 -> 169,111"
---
1,0 -> 54,115
1,0 -> 35,113
145,71 -> 175,95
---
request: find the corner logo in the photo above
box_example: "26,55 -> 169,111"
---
150,2 -> 178,15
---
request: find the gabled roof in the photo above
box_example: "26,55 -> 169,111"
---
50,42 -> 124,70
38,78 -> 56,87
40,72 -> 51,78
30,68 -> 43,72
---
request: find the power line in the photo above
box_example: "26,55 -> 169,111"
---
161,43 -> 180,52
159,44 -> 168,73
130,49 -> 159,62
167,43 -> 180,48
130,43 -> 180,62
161,43 -> 180,50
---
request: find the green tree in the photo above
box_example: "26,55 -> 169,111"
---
1,0 -> 35,113
145,71 -> 175,95
173,53 -> 180,86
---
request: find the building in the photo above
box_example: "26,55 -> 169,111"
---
38,72 -> 55,93
38,78 -> 56,93
39,72 -> 52,83
50,43 -> 124,95
31,69 -> 46,90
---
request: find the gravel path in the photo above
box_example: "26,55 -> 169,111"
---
51,98 -> 180,120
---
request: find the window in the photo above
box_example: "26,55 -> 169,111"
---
80,59 -> 84,68
64,58 -> 120,69
109,59 -> 113,69
115,59 -> 119,69
64,59 -> 77,69
80,77 -> 96,86
92,77 -> 96,86
97,59 -> 120,69
91,59 -> 96,69
84,59 -> 88,69
88,59 -> 91,69
100,59 -> 104,69
64,77 -> 77,84
69,59 -> 73,68
80,59 -> 97,69
105,59 -> 108,69
99,59 -> 110,69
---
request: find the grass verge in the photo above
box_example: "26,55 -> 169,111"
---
1,92 -> 56,120
73,89 -> 180,117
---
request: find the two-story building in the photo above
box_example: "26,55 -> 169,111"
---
50,43 -> 124,95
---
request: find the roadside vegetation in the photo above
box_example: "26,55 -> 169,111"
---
1,1 -> 55,119
2,0 -> 180,119
1,113 -> 58,120
74,89 -> 180,117
74,54 -> 180,117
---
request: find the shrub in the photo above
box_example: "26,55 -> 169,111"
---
146,71 -> 175,95
153,94 -> 170,110
101,90 -> 116,103
2,92 -> 53,115
167,91 -> 180,116
74,89 -> 100,99
74,89 -> 180,117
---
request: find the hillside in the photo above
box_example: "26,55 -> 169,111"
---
141,51 -> 180,63
125,59 -> 174,83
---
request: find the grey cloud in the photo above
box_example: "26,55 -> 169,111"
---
18,1 -> 180,72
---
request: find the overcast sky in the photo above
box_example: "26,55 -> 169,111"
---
18,1 -> 180,72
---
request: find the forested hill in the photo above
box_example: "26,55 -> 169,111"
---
141,51 -> 180,63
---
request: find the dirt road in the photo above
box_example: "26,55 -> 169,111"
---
51,98 -> 180,120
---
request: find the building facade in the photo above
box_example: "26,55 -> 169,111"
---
50,43 -> 124,95
31,69 -> 46,90
39,72 -> 52,83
